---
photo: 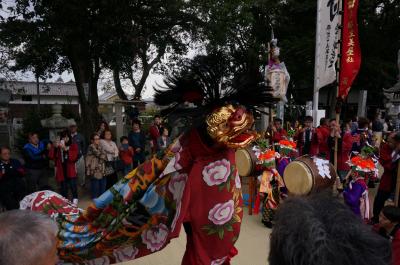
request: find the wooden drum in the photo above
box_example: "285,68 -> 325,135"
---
235,148 -> 259,177
283,155 -> 337,195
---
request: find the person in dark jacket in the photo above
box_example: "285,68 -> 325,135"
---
23,132 -> 49,192
128,119 -> 146,168
352,117 -> 373,153
69,122 -> 87,186
295,116 -> 317,156
157,127 -> 172,152
376,206 -> 400,265
0,146 -> 27,210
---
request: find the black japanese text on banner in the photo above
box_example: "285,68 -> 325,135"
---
314,0 -> 341,92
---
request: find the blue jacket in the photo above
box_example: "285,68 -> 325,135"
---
23,141 -> 47,169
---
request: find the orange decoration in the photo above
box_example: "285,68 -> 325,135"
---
350,155 -> 376,171
278,140 -> 297,149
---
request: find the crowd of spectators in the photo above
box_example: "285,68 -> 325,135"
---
0,115 -> 171,209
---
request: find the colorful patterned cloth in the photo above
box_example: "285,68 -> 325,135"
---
343,177 -> 369,219
260,168 -> 286,225
21,129 -> 243,265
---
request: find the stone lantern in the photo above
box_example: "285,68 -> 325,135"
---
41,105 -> 75,142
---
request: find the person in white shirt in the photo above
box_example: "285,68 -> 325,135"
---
99,130 -> 119,189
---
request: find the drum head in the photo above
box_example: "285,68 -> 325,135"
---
283,161 -> 313,195
235,149 -> 252,177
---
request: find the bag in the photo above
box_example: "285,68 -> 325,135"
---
112,159 -> 125,173
105,161 -> 115,176
105,157 -> 125,175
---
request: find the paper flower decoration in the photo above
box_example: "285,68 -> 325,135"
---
348,155 -> 377,173
258,149 -> 279,168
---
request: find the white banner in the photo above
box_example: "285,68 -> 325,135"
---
314,0 -> 341,91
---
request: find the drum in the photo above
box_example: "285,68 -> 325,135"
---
235,148 -> 258,177
283,155 -> 337,195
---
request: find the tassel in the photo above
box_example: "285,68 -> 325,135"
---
254,193 -> 261,214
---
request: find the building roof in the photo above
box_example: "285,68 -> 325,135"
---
0,81 -> 79,96
99,91 -> 118,101
98,91 -> 137,102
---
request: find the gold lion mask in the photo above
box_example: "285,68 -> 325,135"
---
206,105 -> 259,149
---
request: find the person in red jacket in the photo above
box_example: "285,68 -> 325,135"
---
377,206 -> 400,265
372,132 -> 400,223
119,136 -> 134,175
328,121 -> 353,182
149,115 -> 164,153
49,130 -> 79,205
269,118 -> 287,144
315,118 -> 330,159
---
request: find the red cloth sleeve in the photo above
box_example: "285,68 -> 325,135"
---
342,132 -> 353,152
149,126 -> 159,140
68,143 -> 79,163
379,144 -> 392,169
48,146 -> 56,160
272,129 -> 287,142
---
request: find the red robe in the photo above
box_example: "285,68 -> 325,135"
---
271,128 -> 287,143
316,125 -> 330,159
22,129 -> 242,265
378,143 -> 396,192
337,132 -> 353,171
49,143 -> 79,182
295,128 -> 318,156
149,124 -> 161,152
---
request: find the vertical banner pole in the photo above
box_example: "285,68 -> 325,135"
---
267,40 -> 275,150
312,0 -> 322,127
334,0 -> 344,172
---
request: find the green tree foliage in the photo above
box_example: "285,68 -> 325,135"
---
0,0 -> 105,137
101,0 -> 200,99
194,0 -> 400,106
354,0 -> 400,105
0,0 -> 399,126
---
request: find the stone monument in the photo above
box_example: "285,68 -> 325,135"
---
384,49 -> 400,118
41,105 -> 75,142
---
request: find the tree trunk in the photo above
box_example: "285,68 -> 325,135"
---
129,67 -> 151,100
36,76 -> 40,113
69,52 -> 101,139
113,67 -> 128,100
131,48 -> 165,99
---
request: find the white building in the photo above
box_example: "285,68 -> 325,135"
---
1,79 -> 80,120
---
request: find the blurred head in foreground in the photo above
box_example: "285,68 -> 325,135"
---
0,210 -> 59,265
269,192 -> 391,265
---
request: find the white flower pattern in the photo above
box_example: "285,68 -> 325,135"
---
235,171 -> 241,189
202,159 -> 231,186
208,200 -> 235,225
113,246 -> 139,262
141,223 -> 169,252
168,173 -> 188,201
